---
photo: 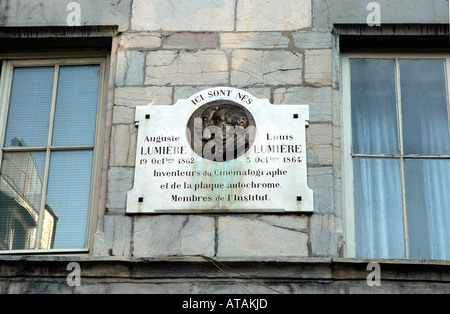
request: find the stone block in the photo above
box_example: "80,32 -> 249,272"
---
307,166 -> 334,213
236,0 -> 311,31
239,87 -> 272,100
95,215 -> 132,257
310,214 -> 338,256
217,216 -> 309,257
163,32 -> 218,49
133,215 -> 215,257
112,106 -> 135,125
306,123 -> 333,166
304,49 -> 332,86
116,50 -> 145,86
120,32 -> 162,50
145,50 -> 228,85
114,86 -> 173,107
231,50 -> 302,85
113,86 -> 175,126
106,167 -> 134,210
273,86 -> 332,122
132,0 -> 235,31
293,31 -> 332,49
110,124 -> 137,167
220,32 -> 290,49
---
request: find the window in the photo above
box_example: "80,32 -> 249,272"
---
342,54 -> 450,260
0,57 -> 107,253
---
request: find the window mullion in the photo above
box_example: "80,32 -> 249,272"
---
0,61 -> 13,165
34,65 -> 59,250
351,153 -> 401,159
395,58 -> 410,259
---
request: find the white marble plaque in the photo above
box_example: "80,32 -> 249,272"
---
126,87 -> 313,213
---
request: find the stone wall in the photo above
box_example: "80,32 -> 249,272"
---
96,0 -> 339,260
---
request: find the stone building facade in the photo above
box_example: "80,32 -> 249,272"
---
0,0 -> 449,294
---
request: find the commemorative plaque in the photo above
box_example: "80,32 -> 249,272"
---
126,87 -> 313,213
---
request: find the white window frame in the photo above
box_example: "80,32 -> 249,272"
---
341,52 -> 450,259
0,53 -> 109,255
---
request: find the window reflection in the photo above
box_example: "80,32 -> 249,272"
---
0,147 -> 58,250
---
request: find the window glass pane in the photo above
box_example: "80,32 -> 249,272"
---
52,65 -> 100,146
0,152 -> 46,250
5,67 -> 54,147
353,158 -> 405,258
350,59 -> 398,155
400,60 -> 450,155
46,150 -> 93,249
404,159 -> 450,260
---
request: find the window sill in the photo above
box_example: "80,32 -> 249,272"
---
0,256 -> 448,282
0,249 -> 89,256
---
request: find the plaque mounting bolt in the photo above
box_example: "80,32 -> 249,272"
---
138,197 -> 144,203
145,114 -> 150,119
296,196 -> 302,201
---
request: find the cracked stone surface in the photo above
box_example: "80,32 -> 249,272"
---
114,86 -> 173,108
231,50 -> 303,85
145,50 -> 228,85
112,86 -> 173,125
116,50 -> 145,86
273,86 -> 333,122
94,215 -> 133,257
293,31 -> 332,49
133,215 -> 215,257
106,167 -> 135,211
304,49 -> 332,86
310,214 -> 338,256
307,167 -> 334,214
306,123 -> 333,166
217,215 -> 309,257
162,32 -> 218,49
110,124 -> 137,167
